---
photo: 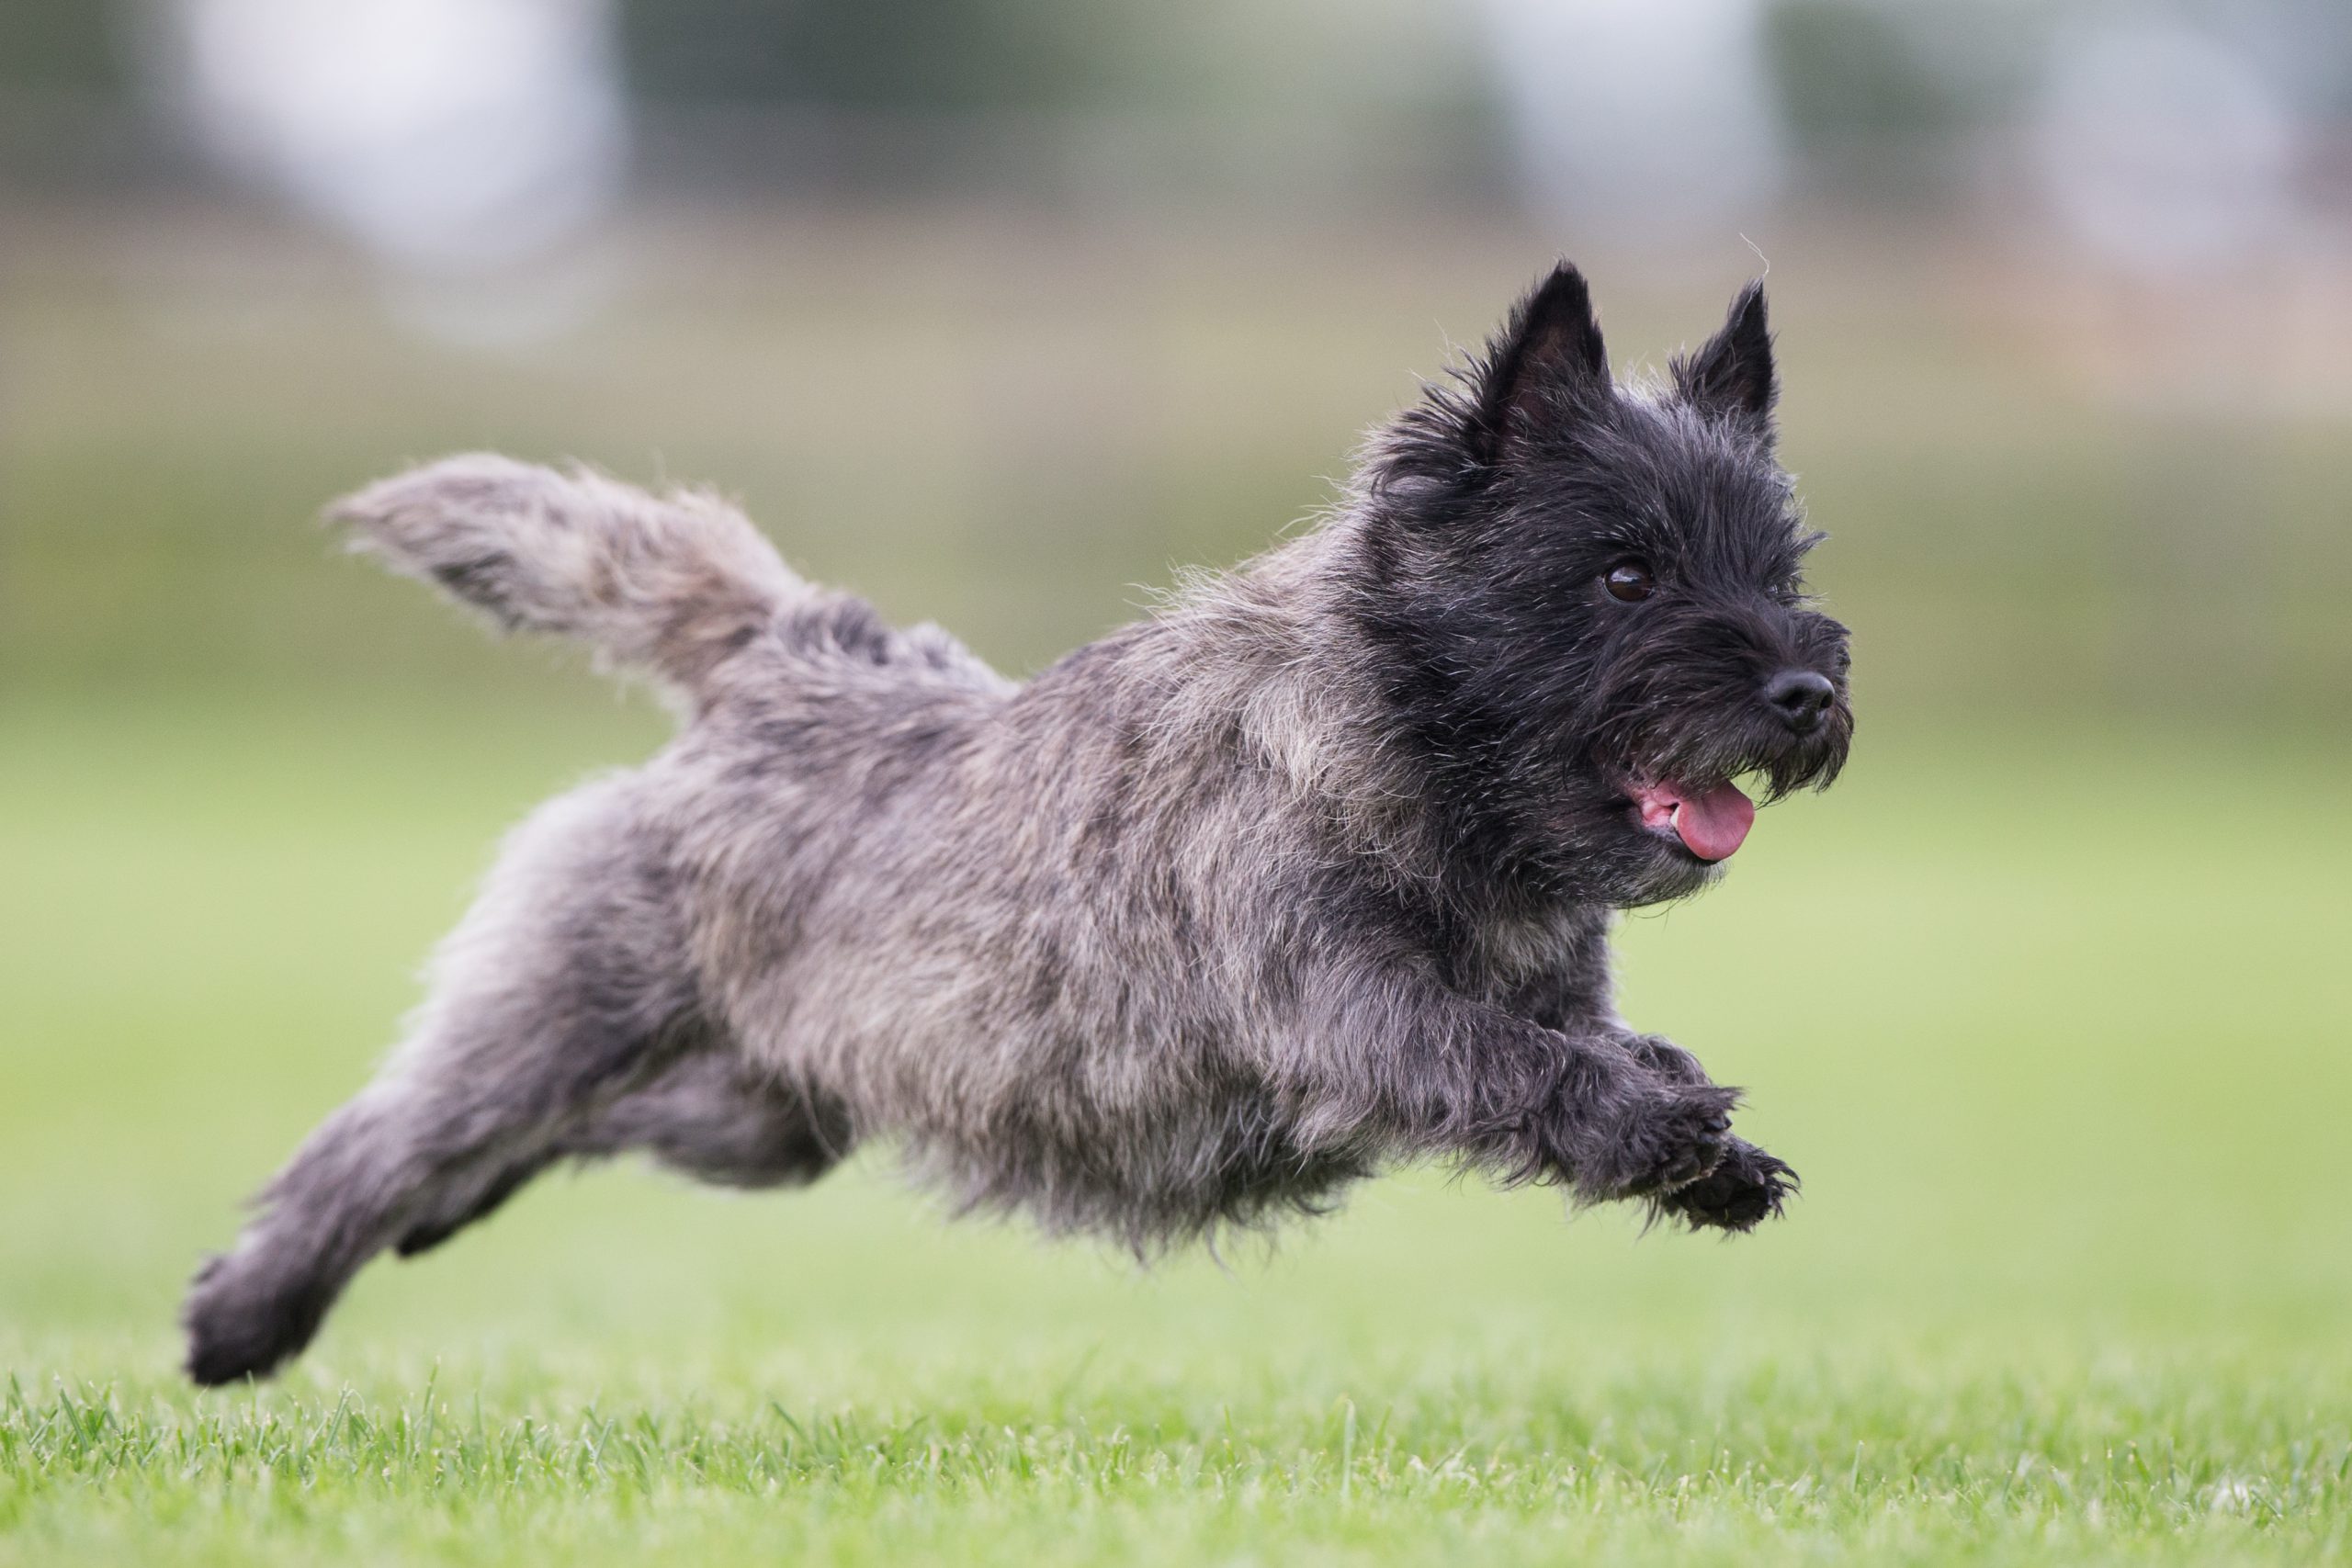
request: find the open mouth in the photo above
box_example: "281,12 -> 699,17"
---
1625,778 -> 1756,863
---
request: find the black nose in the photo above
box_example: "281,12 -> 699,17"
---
1763,669 -> 1836,732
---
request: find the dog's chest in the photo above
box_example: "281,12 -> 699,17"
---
1462,901 -> 1613,1015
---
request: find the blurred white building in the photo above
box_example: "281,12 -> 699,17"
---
1475,0 -> 1787,253
2034,17 -> 2301,279
164,0 -> 628,336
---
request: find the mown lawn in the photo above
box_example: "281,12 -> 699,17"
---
4,694 -> 2348,1564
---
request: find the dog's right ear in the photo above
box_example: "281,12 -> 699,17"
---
1467,262 -> 1611,467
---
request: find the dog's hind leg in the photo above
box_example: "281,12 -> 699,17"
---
181,780 -> 698,1385
390,1052 -> 852,1261
564,1051 -> 853,1191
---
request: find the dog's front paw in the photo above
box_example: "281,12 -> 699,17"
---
1573,1081 -> 1738,1202
1651,1137 -> 1796,1233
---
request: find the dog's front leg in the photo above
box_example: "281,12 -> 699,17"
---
1614,1032 -> 1799,1233
1296,972 -> 1737,1207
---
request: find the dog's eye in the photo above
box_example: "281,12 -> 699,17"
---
1603,561 -> 1655,603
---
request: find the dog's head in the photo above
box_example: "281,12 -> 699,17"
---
1352,262 -> 1853,906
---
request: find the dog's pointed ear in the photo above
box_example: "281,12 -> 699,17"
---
1467,262 -> 1610,465
1674,281 -> 1777,429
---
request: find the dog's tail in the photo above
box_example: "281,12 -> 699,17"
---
330,455 -> 808,700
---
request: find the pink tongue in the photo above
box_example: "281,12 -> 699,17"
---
1672,780 -> 1755,861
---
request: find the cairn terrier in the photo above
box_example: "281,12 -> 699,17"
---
183,263 -> 1852,1384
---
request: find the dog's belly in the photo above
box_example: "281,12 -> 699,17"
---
916,1076 -> 1378,1244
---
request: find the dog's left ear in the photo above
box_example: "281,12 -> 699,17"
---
1674,281 -> 1776,431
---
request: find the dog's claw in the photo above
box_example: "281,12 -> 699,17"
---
1653,1139 -> 1797,1233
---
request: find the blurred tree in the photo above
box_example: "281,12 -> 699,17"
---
1763,0 -> 1962,155
617,0 -> 1489,123
0,0 -> 125,93
611,0 -> 1498,203
619,0 -> 1099,110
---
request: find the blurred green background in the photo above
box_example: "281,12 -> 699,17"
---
4,1 -> 2352,1562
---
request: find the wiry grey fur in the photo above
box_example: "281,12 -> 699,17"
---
182,263 -> 1853,1384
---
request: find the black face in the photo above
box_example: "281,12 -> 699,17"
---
1351,263 -> 1854,908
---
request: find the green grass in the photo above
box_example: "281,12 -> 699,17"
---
6,1353 -> 2346,1566
4,692 -> 2350,1563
